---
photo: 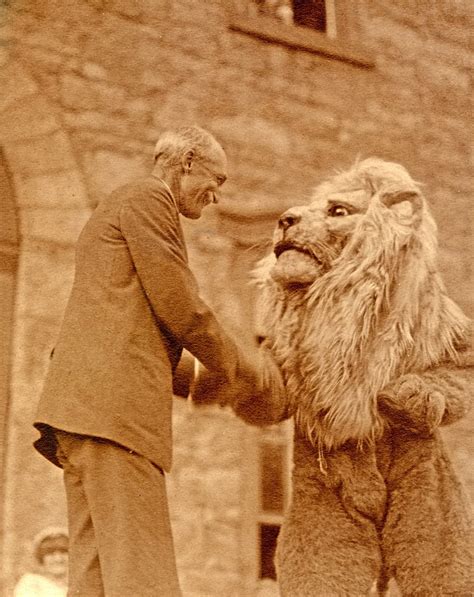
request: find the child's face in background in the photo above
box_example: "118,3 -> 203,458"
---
42,549 -> 68,579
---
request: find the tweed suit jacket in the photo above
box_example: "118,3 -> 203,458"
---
34,176 -> 240,472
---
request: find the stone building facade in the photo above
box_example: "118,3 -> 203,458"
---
0,1 -> 472,595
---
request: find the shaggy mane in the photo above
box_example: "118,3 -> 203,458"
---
254,159 -> 471,450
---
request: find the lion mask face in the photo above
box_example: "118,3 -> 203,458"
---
255,158 -> 470,450
271,183 -> 421,289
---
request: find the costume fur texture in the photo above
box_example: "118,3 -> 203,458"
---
233,159 -> 473,596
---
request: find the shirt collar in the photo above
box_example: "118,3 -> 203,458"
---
152,175 -> 179,212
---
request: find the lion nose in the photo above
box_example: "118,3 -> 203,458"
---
278,210 -> 301,231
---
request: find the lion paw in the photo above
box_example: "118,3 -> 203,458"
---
378,375 -> 446,435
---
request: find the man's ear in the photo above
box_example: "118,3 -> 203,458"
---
182,149 -> 194,173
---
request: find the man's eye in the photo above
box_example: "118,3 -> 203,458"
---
328,204 -> 350,217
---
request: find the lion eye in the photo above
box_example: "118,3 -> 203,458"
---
328,204 -> 350,217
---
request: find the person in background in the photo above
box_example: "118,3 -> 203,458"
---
14,527 -> 68,597
33,126 -> 269,596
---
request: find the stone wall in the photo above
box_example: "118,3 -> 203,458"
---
0,0 -> 472,594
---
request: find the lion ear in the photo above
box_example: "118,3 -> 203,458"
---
380,189 -> 423,219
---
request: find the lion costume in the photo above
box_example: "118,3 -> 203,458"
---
199,159 -> 473,596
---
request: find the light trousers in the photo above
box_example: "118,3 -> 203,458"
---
56,431 -> 182,597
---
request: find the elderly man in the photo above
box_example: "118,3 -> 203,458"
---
33,126 -> 265,596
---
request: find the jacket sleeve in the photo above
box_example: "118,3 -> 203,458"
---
119,184 -> 239,380
172,349 -> 195,398
378,346 -> 473,435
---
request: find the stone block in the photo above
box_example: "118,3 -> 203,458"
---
14,241 -> 76,321
175,467 -> 207,507
71,129 -> 149,156
62,110 -> 131,137
23,45 -> 66,75
417,58 -> 470,91
94,80 -> 127,112
9,314 -> 61,412
19,206 -> 91,245
110,0 -> 142,18
203,470 -> 241,509
82,61 -> 108,80
0,95 -> 60,141
140,0 -> 171,23
18,27 -> 75,55
141,69 -> 166,91
212,115 -> 291,156
371,16 -> 424,59
0,62 -> 38,112
179,569 -> 242,597
0,40 -> 9,69
82,13 -> 156,86
202,520 -> 240,571
15,169 -> 89,209
60,73 -> 99,111
82,150 -> 148,197
4,131 -> 77,178
172,516 -> 205,566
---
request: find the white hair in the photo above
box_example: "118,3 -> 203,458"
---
153,125 -> 222,166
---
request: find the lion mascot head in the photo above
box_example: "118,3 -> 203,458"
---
254,158 -> 470,451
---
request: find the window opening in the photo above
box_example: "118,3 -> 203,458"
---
252,0 -> 337,37
256,423 -> 293,584
259,523 -> 280,579
293,0 -> 326,32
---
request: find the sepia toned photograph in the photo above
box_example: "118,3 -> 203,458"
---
0,1 -> 472,595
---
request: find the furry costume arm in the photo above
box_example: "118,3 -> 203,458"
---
378,347 -> 473,435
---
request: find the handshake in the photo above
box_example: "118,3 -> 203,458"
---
172,342 -> 284,409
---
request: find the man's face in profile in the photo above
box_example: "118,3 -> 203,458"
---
179,144 -> 227,219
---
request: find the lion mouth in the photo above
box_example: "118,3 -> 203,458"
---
274,241 -> 322,264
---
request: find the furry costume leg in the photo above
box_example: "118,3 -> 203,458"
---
276,486 -> 382,596
382,433 -> 473,596
276,440 -> 386,596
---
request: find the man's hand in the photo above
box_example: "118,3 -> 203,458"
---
191,368 -> 230,406
192,350 -> 262,407
191,341 -> 269,407
191,343 -> 286,420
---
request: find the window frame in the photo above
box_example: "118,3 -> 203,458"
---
257,423 -> 293,583
228,0 -> 374,69
240,420 -> 293,593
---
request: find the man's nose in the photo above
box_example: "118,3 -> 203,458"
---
278,209 -> 302,231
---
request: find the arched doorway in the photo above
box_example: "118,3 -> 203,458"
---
0,149 -> 19,594
0,59 -> 91,593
